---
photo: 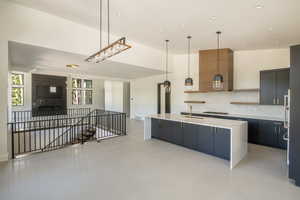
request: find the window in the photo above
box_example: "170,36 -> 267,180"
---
72,78 -> 93,105
11,73 -> 24,106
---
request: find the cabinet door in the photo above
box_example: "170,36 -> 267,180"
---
258,120 -> 277,147
167,120 -> 183,145
214,128 -> 231,160
276,123 -> 288,150
260,71 -> 276,105
197,126 -> 214,155
157,119 -> 170,141
276,69 -> 290,105
151,118 -> 160,138
183,123 -> 199,150
247,119 -> 260,144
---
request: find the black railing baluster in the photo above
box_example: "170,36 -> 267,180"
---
29,121 -> 32,152
9,108 -> 126,158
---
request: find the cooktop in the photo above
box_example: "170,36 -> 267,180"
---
203,111 -> 229,115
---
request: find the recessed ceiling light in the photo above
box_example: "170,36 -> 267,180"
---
66,64 -> 79,69
210,16 -> 217,21
255,4 -> 263,9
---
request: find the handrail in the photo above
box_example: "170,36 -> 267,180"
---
42,110 -> 96,151
9,109 -> 127,158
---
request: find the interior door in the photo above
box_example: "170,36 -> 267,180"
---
157,83 -> 171,114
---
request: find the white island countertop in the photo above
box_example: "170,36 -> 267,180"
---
144,114 -> 248,169
181,112 -> 284,122
149,114 -> 247,129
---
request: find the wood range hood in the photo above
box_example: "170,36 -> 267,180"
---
198,48 -> 233,92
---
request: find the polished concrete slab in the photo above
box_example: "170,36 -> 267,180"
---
0,119 -> 299,200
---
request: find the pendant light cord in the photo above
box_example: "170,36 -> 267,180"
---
107,0 -> 110,45
217,31 -> 221,73
188,36 -> 191,77
99,0 -> 102,50
166,40 -> 169,81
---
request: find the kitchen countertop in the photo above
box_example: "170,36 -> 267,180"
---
180,112 -> 285,122
149,114 -> 247,130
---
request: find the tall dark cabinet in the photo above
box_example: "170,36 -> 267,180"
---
260,68 -> 290,105
290,45 -> 300,186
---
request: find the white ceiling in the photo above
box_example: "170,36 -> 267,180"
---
8,41 -> 164,79
10,0 -> 300,53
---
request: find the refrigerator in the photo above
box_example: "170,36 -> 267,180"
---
284,90 -> 290,165
289,45 -> 300,186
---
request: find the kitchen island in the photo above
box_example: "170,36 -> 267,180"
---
144,114 -> 248,169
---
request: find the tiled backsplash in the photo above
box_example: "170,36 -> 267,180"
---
184,91 -> 284,118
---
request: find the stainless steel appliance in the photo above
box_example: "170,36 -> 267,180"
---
284,89 -> 291,165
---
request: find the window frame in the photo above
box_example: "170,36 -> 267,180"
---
11,73 -> 25,107
72,78 -> 93,105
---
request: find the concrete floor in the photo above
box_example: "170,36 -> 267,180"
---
1,119 -> 300,200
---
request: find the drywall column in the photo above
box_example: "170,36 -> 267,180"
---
0,40 -> 9,161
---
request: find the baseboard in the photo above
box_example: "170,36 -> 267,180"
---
0,152 -> 9,162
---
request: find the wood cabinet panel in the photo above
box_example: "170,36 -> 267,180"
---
199,48 -> 233,92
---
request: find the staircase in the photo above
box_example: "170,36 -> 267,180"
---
41,111 -> 96,152
77,127 -> 97,143
10,109 -> 127,158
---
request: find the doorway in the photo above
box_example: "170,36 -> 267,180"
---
157,83 -> 171,114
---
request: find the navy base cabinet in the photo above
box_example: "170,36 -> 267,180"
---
151,119 -> 231,161
183,123 -> 199,150
181,112 -> 287,150
197,126 -> 214,155
214,128 -> 231,160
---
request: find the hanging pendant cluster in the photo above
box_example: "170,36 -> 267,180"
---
85,0 -> 131,63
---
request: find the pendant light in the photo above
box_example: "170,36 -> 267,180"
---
163,40 -> 171,92
185,36 -> 193,90
86,0 -> 131,63
212,31 -> 224,90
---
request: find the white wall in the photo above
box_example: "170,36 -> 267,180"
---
104,81 -> 124,112
0,41 -> 9,161
131,49 -> 290,119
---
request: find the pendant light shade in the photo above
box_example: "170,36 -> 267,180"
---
185,36 -> 193,90
164,40 -> 171,92
212,31 -> 224,90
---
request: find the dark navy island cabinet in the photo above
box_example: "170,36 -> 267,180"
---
214,128 -> 231,160
183,123 -> 199,150
197,126 -> 214,155
151,119 -> 231,161
181,112 -> 287,150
